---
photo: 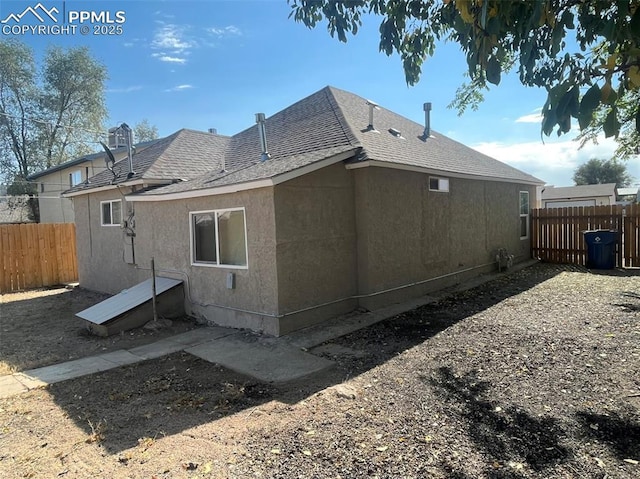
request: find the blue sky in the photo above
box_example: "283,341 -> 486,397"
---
1,0 -> 638,187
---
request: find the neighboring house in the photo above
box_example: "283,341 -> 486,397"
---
540,183 -> 617,208
64,86 -> 543,336
27,140 -> 159,223
617,186 -> 639,204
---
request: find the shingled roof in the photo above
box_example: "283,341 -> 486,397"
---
65,129 -> 230,195
66,86 -> 542,199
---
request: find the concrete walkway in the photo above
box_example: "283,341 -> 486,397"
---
0,260 -> 538,400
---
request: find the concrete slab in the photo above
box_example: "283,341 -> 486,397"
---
0,375 -> 29,398
169,327 -> 237,347
127,338 -> 185,360
186,337 -> 334,383
21,356 -> 118,385
98,350 -> 144,366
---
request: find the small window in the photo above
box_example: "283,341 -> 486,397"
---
429,177 -> 449,192
70,170 -> 82,187
519,191 -> 530,239
101,200 -> 122,226
191,208 -> 248,268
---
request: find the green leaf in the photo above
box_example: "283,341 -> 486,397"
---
486,56 -> 501,85
603,108 -> 620,138
578,84 -> 601,129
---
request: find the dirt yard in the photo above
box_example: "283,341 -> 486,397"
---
0,264 -> 639,478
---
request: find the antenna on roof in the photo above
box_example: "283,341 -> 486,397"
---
366,99 -> 380,131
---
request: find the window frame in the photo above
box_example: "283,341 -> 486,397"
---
100,199 -> 122,227
429,176 -> 450,192
189,207 -> 248,269
519,191 -> 530,240
69,169 -> 82,187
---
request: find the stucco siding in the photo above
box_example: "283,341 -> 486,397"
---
132,187 -> 279,334
73,188 -> 143,293
274,163 -> 358,334
354,167 -> 535,309
37,159 -> 107,223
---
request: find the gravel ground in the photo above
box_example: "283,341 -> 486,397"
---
0,263 -> 638,478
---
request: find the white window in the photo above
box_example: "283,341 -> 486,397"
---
69,170 -> 82,186
519,191 -> 530,239
101,200 -> 122,226
190,208 -> 248,268
429,176 -> 449,192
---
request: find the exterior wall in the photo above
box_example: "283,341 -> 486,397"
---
273,163 -> 358,335
353,167 -> 535,310
74,186 -> 279,334
133,188 -> 279,334
73,188 -> 144,293
37,159 -> 108,223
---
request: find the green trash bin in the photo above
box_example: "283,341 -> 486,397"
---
583,230 -> 618,269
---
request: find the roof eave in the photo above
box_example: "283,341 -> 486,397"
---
127,148 -> 360,202
346,159 -> 544,186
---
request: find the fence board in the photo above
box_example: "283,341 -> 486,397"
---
532,204 -> 640,268
0,223 -> 78,293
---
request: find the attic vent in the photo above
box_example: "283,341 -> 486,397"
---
208,128 -> 217,134
366,99 -> 380,131
388,128 -> 405,139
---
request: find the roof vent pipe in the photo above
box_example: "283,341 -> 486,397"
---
423,102 -> 432,140
366,100 -> 379,131
119,123 -> 135,177
255,113 -> 271,162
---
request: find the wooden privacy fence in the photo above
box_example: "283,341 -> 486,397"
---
531,204 -> 640,268
0,223 -> 78,293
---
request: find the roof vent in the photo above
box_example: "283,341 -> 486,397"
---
389,127 -> 404,139
208,128 -> 217,134
255,113 -> 271,162
422,102 -> 432,140
366,99 -> 380,131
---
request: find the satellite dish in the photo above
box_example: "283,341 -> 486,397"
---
100,141 -> 118,181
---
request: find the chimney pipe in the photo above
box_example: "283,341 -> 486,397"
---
255,113 -> 271,162
366,100 -> 379,131
423,102 -> 432,140
119,123 -> 135,177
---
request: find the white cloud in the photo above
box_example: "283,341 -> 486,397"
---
472,135 -> 621,186
515,108 -> 543,124
107,85 -> 143,94
208,25 -> 242,37
165,84 -> 194,92
152,24 -> 194,52
152,53 -> 187,64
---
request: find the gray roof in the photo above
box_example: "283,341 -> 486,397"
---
68,86 -> 542,198
542,183 -> 617,200
617,187 -> 639,197
27,139 -> 161,180
64,130 -> 230,194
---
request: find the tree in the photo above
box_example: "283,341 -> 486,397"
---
133,119 -> 159,143
573,158 -> 633,187
289,0 -> 640,153
0,39 -> 107,221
